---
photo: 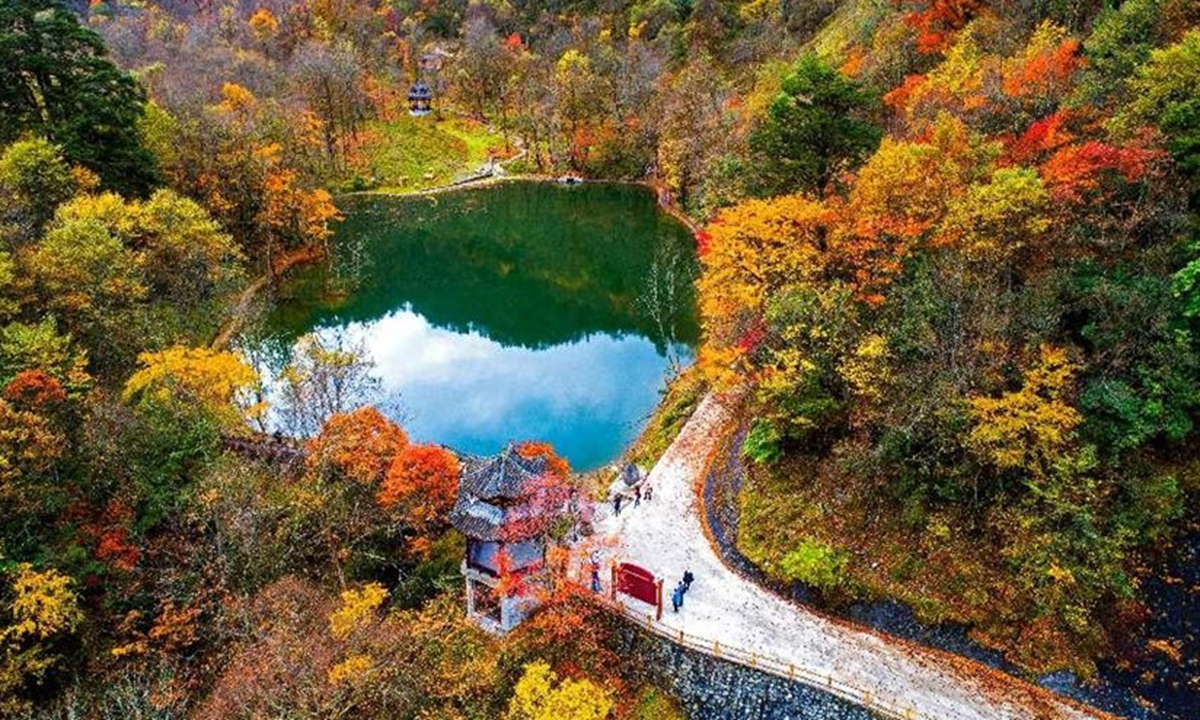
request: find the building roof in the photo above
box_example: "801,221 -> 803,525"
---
461,446 -> 548,501
450,445 -> 563,541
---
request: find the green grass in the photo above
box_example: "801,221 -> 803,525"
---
347,114 -> 503,193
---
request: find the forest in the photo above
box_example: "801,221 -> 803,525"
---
1,0 -> 1198,716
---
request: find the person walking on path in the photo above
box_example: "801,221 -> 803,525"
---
671,582 -> 685,613
613,494 -> 622,517
634,486 -> 642,507
590,554 -> 601,593
643,484 -> 653,502
682,569 -> 694,592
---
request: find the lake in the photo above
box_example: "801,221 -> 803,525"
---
245,181 -> 700,471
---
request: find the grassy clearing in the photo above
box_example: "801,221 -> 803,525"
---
630,686 -> 686,719
346,113 -> 504,193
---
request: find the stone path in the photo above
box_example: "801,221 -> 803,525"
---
584,391 -> 1117,720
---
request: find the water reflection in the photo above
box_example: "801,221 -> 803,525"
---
318,308 -> 690,469
250,181 -> 699,470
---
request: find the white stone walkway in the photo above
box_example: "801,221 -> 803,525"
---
584,391 -> 1116,720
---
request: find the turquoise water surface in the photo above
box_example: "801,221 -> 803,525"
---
249,181 -> 699,471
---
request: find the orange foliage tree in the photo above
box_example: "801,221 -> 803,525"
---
900,0 -> 981,55
514,441 -> 571,478
306,406 -> 408,485
377,443 -> 461,552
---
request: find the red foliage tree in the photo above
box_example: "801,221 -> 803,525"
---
3,370 -> 68,411
1004,110 -> 1075,165
900,0 -> 980,55
514,441 -> 571,479
1039,141 -> 1163,203
1001,36 -> 1082,100
883,74 -> 929,115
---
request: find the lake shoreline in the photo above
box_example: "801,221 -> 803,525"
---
241,180 -> 701,470
212,173 -> 702,350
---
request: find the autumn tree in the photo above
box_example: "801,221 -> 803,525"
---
307,406 -> 408,485
453,13 -> 513,122
0,138 -> 80,242
278,331 -> 380,436
506,661 -> 613,720
0,564 -> 82,716
377,444 -> 460,550
0,397 -> 65,518
123,346 -> 260,427
290,40 -> 369,166
698,194 -> 835,362
26,210 -> 147,374
1112,29 -> 1200,196
0,318 -> 89,393
937,167 -> 1051,266
553,50 -> 605,169
968,345 -> 1082,482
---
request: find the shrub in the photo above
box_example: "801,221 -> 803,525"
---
741,418 -> 783,465
779,539 -> 848,590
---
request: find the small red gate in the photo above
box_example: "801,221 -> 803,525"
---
611,562 -> 663,620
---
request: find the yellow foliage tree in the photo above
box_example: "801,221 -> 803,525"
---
123,346 -> 260,424
247,7 -> 279,43
327,652 -> 373,686
3,564 -> 81,644
328,582 -> 387,640
938,167 -> 1051,265
837,333 -> 892,404
506,661 -> 612,720
1,564 -> 82,715
699,194 -> 834,350
217,82 -> 257,115
968,345 -> 1081,478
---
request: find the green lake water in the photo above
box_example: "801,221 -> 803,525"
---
249,181 -> 699,471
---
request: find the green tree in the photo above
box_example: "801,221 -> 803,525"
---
0,0 -> 158,194
748,55 -> 881,196
1073,0 -> 1164,106
0,251 -> 16,321
0,138 -> 79,240
1112,29 -> 1200,196
27,217 -> 147,374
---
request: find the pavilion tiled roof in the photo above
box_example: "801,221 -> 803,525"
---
459,446 -> 548,502
450,445 -> 558,542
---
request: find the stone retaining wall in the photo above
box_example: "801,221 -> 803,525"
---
612,619 -> 882,720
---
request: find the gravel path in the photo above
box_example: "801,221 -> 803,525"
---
584,390 -> 1117,720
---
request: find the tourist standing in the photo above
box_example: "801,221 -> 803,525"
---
671,583 -> 685,612
683,569 -> 694,592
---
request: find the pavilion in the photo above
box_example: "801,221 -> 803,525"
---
450,444 -> 566,632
